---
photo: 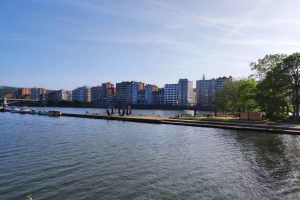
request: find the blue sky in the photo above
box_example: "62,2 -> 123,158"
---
1,0 -> 300,90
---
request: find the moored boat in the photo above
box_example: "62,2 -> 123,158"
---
10,107 -> 20,113
29,110 -> 37,114
19,107 -> 30,114
0,107 -> 7,112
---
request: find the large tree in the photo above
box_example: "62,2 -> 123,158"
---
280,53 -> 300,118
238,79 -> 258,112
255,66 -> 290,119
250,54 -> 287,80
250,53 -> 290,119
215,79 -> 258,113
215,80 -> 240,113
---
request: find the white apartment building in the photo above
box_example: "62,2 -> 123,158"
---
178,78 -> 194,106
72,86 -> 91,102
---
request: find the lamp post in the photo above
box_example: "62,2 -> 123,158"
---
214,92 -> 217,117
176,100 -> 179,116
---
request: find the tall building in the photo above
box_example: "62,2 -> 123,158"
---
196,75 -> 232,108
47,90 -> 71,102
132,82 -> 145,104
30,88 -> 47,100
178,79 -> 194,106
137,90 -> 145,104
91,86 -> 102,103
164,84 -> 178,105
116,81 -> 132,105
144,84 -> 158,104
192,88 -> 197,106
16,88 -> 31,99
101,82 -> 115,105
153,88 -> 164,105
72,86 -> 91,102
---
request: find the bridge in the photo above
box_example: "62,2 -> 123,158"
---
0,97 -> 43,108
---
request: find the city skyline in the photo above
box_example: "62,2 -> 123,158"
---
0,75 -> 230,91
0,76 -> 232,109
1,0 -> 300,89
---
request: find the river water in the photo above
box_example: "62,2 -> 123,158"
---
25,107 -> 196,117
1,110 -> 300,199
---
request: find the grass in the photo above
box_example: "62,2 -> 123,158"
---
173,116 -> 277,124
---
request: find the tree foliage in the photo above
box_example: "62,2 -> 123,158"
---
215,80 -> 240,113
215,52 -> 300,120
252,53 -> 300,119
255,66 -> 290,119
238,79 -> 258,112
215,79 -> 258,113
250,54 -> 287,80
281,53 -> 300,118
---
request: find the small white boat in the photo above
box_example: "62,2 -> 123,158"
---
19,107 -> 30,114
10,107 -> 20,113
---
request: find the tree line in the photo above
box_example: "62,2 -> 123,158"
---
214,53 -> 300,119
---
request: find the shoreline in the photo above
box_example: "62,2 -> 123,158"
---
60,113 -> 300,135
4,110 -> 300,135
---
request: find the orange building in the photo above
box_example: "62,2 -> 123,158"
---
16,88 -> 31,99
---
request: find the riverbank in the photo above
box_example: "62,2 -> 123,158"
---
173,116 -> 274,124
60,113 -> 300,135
9,101 -> 198,110
5,109 -> 300,134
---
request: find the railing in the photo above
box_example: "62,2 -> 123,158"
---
0,98 -> 41,101
1,98 -> 42,106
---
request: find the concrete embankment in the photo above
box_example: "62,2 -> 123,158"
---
62,113 -> 163,124
163,119 -> 300,134
61,113 -> 300,135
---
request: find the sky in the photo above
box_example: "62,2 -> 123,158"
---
1,0 -> 300,90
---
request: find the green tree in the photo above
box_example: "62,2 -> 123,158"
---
26,194 -> 33,200
238,79 -> 258,112
255,66 -> 290,119
215,80 -> 240,113
280,53 -> 300,118
215,79 -> 259,114
250,54 -> 287,80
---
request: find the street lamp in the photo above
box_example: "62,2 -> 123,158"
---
176,100 -> 179,116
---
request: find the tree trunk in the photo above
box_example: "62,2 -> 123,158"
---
286,104 -> 290,116
295,88 -> 300,119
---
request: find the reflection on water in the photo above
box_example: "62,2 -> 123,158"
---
0,112 -> 299,199
22,106 -> 196,117
227,132 -> 300,197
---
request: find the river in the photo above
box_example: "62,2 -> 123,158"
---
0,110 -> 300,199
25,107 -> 196,117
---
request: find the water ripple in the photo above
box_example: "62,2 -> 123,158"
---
0,113 -> 300,199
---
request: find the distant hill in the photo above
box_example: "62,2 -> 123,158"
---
0,86 -> 20,98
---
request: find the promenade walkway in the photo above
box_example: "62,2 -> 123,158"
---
61,113 -> 300,135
